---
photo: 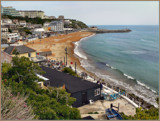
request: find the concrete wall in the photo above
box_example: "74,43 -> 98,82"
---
31,52 -> 36,57
12,53 -> 28,57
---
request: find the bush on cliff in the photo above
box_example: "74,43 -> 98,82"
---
1,85 -> 35,120
121,107 -> 159,120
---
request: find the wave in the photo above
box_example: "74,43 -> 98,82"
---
74,34 -> 95,60
122,50 -> 146,55
74,41 -> 88,59
136,80 -> 157,94
81,58 -> 158,108
106,64 -> 116,69
123,73 -> 135,80
105,63 -> 157,95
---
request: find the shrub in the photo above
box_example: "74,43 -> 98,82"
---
88,112 -> 93,114
1,85 -> 35,120
62,67 -> 78,77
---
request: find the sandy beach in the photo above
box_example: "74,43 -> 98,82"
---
26,31 -> 96,77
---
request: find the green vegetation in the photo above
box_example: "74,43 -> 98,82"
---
8,28 -> 12,33
121,107 -> 159,120
156,97 -> 159,104
2,56 -> 81,120
69,19 -> 88,29
88,112 -> 99,114
2,15 -> 88,29
2,15 -> 57,25
18,27 -> 32,35
12,49 -> 19,55
62,67 -> 79,77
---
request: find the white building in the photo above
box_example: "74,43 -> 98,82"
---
64,28 -> 73,31
33,28 -> 45,38
7,33 -> 20,43
48,21 -> 64,32
18,10 -> 44,19
1,26 -> 8,38
1,19 -> 12,25
19,20 -> 27,27
64,20 -> 72,25
43,22 -> 50,27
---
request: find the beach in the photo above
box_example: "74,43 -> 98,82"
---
26,32 -> 96,77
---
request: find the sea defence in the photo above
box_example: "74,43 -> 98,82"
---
86,28 -> 131,33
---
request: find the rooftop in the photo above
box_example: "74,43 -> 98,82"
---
4,45 -> 36,55
41,66 -> 101,93
49,21 -> 63,26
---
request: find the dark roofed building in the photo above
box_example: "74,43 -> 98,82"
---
4,45 -> 36,58
41,66 -> 102,107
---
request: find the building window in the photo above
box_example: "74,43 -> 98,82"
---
94,88 -> 100,96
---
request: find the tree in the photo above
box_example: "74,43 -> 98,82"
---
8,28 -> 12,33
12,49 -> 19,55
2,56 -> 44,87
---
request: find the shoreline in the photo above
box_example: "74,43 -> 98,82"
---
25,31 -> 158,109
71,33 -> 158,108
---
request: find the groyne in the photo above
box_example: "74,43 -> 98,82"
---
87,29 -> 131,33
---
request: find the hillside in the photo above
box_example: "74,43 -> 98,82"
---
2,15 -> 88,29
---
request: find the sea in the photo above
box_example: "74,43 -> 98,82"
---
74,25 -> 159,107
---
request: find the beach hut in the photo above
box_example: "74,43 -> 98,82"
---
40,66 -> 102,107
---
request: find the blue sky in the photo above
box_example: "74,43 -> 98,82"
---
1,1 -> 159,25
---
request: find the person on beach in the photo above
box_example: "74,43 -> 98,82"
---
100,82 -> 103,90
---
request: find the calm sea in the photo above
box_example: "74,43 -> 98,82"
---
74,25 -> 159,107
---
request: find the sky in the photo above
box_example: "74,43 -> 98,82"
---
1,1 -> 159,25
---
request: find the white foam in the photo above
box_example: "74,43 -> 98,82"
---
74,41 -> 87,59
136,80 -> 157,94
106,64 -> 116,69
106,64 -> 111,68
151,89 -> 157,94
123,73 -> 135,80
74,34 -> 95,60
111,66 -> 116,69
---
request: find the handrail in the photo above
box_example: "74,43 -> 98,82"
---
103,85 -> 139,108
